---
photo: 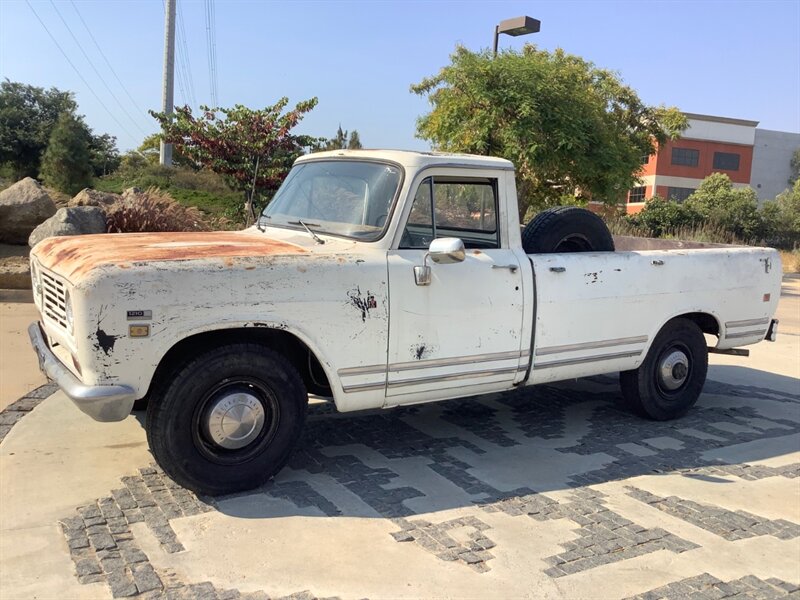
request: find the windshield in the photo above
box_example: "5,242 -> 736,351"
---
262,160 -> 402,241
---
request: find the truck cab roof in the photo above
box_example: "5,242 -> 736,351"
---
296,149 -> 515,171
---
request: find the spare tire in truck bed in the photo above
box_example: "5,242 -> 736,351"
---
522,206 -> 615,254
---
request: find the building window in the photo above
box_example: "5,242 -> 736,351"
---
640,154 -> 650,165
666,187 -> 695,203
713,152 -> 740,171
628,187 -> 647,203
671,147 -> 699,167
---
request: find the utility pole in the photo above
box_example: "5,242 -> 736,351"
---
159,0 -> 176,166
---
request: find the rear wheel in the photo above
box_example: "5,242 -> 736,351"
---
620,318 -> 708,420
146,343 -> 307,495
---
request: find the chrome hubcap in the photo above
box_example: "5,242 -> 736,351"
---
658,350 -> 690,391
205,392 -> 265,450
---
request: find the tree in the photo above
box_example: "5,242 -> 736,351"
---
151,98 -> 318,222
411,45 -> 687,220
311,125 -> 364,152
684,173 -> 764,241
790,148 -> 800,186
762,179 -> 800,247
88,133 -> 120,176
39,112 -> 93,194
0,80 -> 77,179
136,133 -> 193,168
348,130 -> 362,149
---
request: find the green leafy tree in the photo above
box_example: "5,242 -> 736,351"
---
684,173 -> 764,241
789,148 -> 800,186
39,112 -> 93,194
348,130 -> 362,149
762,179 -> 800,247
312,125 -> 363,152
88,133 -> 120,176
136,133 -> 193,168
151,98 -> 318,223
411,45 -> 687,220
0,80 -> 77,179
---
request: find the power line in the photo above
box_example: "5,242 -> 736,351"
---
176,0 -> 197,107
67,0 -> 149,120
204,0 -> 218,107
47,0 -> 149,138
25,0 -> 139,145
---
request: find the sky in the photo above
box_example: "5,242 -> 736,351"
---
1,0 -> 798,153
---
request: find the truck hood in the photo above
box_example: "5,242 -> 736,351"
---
32,231 -> 307,283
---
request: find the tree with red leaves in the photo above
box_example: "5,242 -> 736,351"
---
151,97 -> 318,223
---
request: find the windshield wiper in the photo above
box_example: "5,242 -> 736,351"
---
289,220 -> 325,245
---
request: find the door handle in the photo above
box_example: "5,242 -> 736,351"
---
549,266 -> 566,273
492,264 -> 518,272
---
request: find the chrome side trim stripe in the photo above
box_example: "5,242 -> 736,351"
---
341,381 -> 387,393
387,366 -> 521,389
535,335 -> 648,357
535,350 -> 642,369
725,317 -> 770,329
338,364 -> 388,377
725,329 -> 767,340
338,349 -> 529,377
389,350 -> 525,373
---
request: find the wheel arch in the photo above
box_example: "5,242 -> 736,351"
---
641,310 -> 721,361
144,325 -> 335,407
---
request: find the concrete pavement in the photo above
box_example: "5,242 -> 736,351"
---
0,279 -> 798,600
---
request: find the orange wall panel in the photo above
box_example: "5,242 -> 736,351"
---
653,139 -> 753,183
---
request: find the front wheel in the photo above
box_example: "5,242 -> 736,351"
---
146,343 -> 308,495
620,318 -> 708,420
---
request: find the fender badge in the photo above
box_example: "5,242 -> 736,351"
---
127,310 -> 152,320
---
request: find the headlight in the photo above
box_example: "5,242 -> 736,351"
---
31,262 -> 42,306
64,289 -> 74,333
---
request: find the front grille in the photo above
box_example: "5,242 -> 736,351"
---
41,271 -> 68,330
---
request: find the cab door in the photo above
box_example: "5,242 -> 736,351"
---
385,170 -> 527,406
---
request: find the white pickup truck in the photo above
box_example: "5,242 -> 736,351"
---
28,150 -> 781,494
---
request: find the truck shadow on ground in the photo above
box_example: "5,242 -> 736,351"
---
209,366 -> 800,521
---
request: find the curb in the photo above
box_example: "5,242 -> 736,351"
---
0,382 -> 58,444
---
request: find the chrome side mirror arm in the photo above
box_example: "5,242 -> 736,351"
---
414,253 -> 432,286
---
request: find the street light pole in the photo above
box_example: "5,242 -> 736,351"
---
493,15 -> 541,55
159,0 -> 176,166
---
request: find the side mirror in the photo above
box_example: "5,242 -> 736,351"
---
414,238 -> 466,286
428,238 -> 466,264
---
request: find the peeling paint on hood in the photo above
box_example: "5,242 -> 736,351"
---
32,231 -> 307,282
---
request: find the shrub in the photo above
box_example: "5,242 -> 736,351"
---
762,180 -> 800,248
39,112 -> 93,195
105,187 -> 212,233
625,196 -> 701,237
683,174 -> 765,242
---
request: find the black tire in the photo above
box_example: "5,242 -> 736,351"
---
522,206 -> 615,254
620,318 -> 708,421
145,343 -> 307,495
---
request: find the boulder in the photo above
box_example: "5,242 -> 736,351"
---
0,244 -> 31,289
0,178 -> 57,244
69,188 -> 121,208
28,206 -> 108,248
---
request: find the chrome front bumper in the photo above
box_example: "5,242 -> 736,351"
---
27,322 -> 136,422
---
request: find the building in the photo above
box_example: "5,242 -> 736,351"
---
623,113 -> 799,214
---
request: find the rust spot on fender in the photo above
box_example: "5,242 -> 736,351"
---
33,231 -> 307,282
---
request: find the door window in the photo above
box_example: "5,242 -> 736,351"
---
400,176 -> 499,249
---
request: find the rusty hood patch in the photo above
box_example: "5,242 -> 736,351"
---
33,231 -> 307,282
